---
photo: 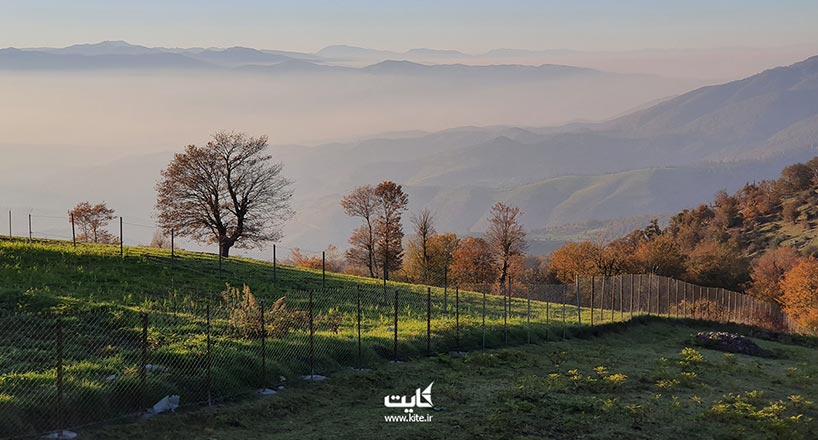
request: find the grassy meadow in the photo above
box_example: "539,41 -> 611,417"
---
0,237 -> 606,437
84,319 -> 818,440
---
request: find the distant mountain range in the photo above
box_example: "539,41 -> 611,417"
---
3,41 -> 818,257
272,54 -> 818,249
0,41 -> 608,82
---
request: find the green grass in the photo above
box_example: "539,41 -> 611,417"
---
2,238 -> 816,438
81,319 -> 818,440
0,237 -> 622,437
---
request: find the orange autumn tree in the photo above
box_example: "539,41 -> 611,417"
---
450,237 -> 498,287
548,241 -> 603,284
779,258 -> 818,332
748,246 -> 801,304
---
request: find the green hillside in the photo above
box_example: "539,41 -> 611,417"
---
0,237 -> 593,437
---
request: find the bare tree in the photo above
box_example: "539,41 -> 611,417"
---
341,185 -> 378,277
374,181 -> 409,281
407,209 -> 436,283
155,131 -> 293,257
486,202 -> 527,288
68,202 -> 116,243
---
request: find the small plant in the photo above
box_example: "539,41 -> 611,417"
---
722,353 -> 737,367
599,398 -> 619,413
594,366 -> 609,376
548,351 -> 569,368
678,371 -> 698,387
787,395 -> 814,408
785,367 -> 799,378
671,395 -> 681,409
656,378 -> 679,390
604,373 -> 628,387
679,347 -> 704,368
691,395 -> 703,405
624,404 -> 648,428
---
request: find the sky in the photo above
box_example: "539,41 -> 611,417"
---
3,0 -> 818,53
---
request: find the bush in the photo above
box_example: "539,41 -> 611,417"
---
221,284 -> 309,339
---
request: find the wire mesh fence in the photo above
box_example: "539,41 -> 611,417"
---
0,271 -> 793,438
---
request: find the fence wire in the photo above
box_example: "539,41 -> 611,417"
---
0,273 -> 794,439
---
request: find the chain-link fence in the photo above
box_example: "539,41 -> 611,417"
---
0,272 -> 792,439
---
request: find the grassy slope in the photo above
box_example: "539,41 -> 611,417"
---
0,237 -> 605,437
85,319 -> 818,440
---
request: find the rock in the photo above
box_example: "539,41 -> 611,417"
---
277,385 -> 285,390
147,395 -> 180,416
302,374 -> 328,381
694,332 -> 769,357
145,364 -> 168,373
104,374 -> 117,382
257,388 -> 277,396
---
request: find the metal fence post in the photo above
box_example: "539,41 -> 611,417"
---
170,228 -> 175,258
481,289 -> 486,350
611,275 -> 616,322
7,210 -> 10,238
309,290 -> 315,376
56,318 -> 64,433
28,213 -> 32,242
508,276 -> 513,318
601,276 -> 607,323
503,282 -> 508,344
119,217 -> 123,257
260,300 -> 266,387
674,279 -> 679,318
356,285 -> 362,368
629,274 -> 634,320
70,214 -> 76,248
272,244 -> 276,284
455,287 -> 461,351
140,312 -> 148,407
527,287 -> 531,344
426,287 -> 431,355
574,275 -> 580,326
545,302 -> 550,341
206,304 -> 212,407
393,289 -> 399,362
590,276 -> 595,326
322,251 -> 326,289
443,268 -> 448,315
647,274 -> 653,316
619,275 -> 624,321
562,285 -> 567,338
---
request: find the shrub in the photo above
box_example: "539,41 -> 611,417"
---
221,284 -> 308,339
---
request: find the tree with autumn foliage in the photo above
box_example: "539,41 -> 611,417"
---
545,241 -> 601,284
68,201 -> 116,243
779,258 -> 818,332
633,234 -> 686,277
155,131 -> 293,257
450,237 -> 498,286
486,202 -> 527,289
748,246 -> 801,304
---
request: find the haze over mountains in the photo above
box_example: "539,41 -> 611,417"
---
3,40 -> 816,81
1,42 -> 818,258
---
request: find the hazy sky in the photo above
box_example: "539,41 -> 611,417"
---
4,0 -> 818,52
